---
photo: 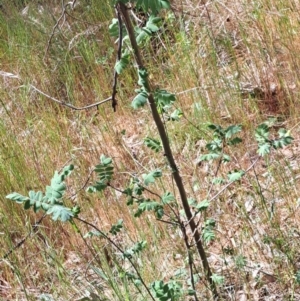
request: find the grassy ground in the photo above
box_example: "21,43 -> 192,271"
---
1,0 -> 300,300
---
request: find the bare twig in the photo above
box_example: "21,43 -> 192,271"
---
29,84 -> 112,110
208,156 -> 259,203
65,10 -> 101,26
249,154 -> 270,218
44,0 -> 78,59
0,214 -> 46,260
186,155 -> 260,231
175,86 -> 201,95
180,221 -> 200,301
75,216 -> 156,301
207,155 -> 223,198
68,168 -> 95,202
111,5 -> 123,112
0,72 -> 112,110
44,0 -> 69,60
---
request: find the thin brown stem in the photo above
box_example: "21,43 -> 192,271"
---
111,5 -> 123,111
1,214 -> 46,260
75,216 -> 156,301
117,2 -> 218,298
30,84 -> 112,110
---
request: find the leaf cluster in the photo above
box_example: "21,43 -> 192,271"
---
122,271 -> 142,286
150,280 -> 183,301
144,136 -> 162,152
255,122 -> 293,156
87,155 -> 114,193
202,218 -> 216,245
199,124 -> 242,163
188,198 -> 210,214
6,165 -> 76,222
136,15 -> 162,45
125,175 -> 175,219
132,68 -> 150,109
123,240 -> 147,259
110,0 -> 171,74
154,89 -> 176,112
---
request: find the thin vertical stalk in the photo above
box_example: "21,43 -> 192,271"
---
117,2 -> 218,298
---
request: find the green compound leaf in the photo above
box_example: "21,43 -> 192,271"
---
195,199 -> 210,212
199,153 -> 221,162
211,274 -> 225,285
208,124 -> 225,138
144,137 -> 162,152
109,219 -> 123,235
255,122 -> 293,156
161,192 -> 174,204
222,154 -> 231,162
255,123 -> 270,143
206,139 -> 222,152
207,123 -> 221,131
86,181 -> 107,193
46,165 -> 74,203
273,128 -> 293,149
257,143 -> 271,156
87,155 -> 114,193
154,89 -> 176,110
7,165 -> 74,218
132,90 -> 148,109
46,205 -> 74,222
227,137 -> 242,146
212,177 -> 225,185
224,124 -> 242,139
100,154 -> 112,165
137,68 -> 149,87
136,27 -> 152,44
133,181 -> 144,196
169,108 -> 183,121
145,15 -> 162,33
135,200 -> 164,218
151,280 -> 183,301
227,170 -> 245,182
6,192 -> 29,204
108,18 -> 119,37
28,190 -> 44,212
142,169 -> 162,186
123,240 -> 147,259
138,200 -> 160,211
115,51 -> 130,74
202,219 -> 216,244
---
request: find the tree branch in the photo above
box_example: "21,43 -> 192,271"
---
75,216 -> 156,301
0,214 -> 46,260
44,0 -> 77,60
111,5 -> 123,112
29,84 -> 112,110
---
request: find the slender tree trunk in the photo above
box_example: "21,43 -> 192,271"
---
117,2 -> 218,299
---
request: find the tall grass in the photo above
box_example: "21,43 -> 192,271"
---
0,0 -> 300,300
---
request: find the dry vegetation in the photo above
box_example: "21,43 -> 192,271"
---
1,0 -> 300,300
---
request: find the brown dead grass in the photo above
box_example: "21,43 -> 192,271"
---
1,0 -> 300,300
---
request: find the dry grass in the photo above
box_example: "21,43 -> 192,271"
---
1,0 -> 300,300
